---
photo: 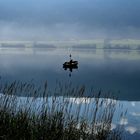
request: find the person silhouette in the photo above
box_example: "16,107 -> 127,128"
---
70,59 -> 73,63
69,54 -> 72,61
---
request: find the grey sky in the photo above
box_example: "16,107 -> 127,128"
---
0,0 -> 140,40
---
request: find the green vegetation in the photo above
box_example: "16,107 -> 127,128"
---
0,81 -> 125,140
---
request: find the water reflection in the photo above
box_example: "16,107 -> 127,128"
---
63,65 -> 78,77
0,47 -> 139,139
103,49 -> 131,55
0,48 -> 139,100
1,92 -> 139,139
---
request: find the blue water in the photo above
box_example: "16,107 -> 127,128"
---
0,47 -> 140,139
0,47 -> 140,100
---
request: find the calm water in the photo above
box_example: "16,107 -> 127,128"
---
0,47 -> 140,100
0,47 -> 140,139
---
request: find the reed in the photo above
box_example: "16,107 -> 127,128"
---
0,81 -> 125,140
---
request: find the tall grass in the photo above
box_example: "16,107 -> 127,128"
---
0,81 -> 125,140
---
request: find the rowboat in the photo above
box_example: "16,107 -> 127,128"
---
63,60 -> 78,68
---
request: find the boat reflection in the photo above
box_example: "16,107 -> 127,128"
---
63,63 -> 78,77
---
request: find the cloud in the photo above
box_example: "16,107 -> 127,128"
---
130,112 -> 140,117
131,102 -> 136,107
111,123 -> 116,130
119,118 -> 128,125
125,126 -> 137,134
0,0 -> 140,40
69,97 -> 91,104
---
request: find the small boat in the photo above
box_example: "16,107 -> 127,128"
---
63,60 -> 78,68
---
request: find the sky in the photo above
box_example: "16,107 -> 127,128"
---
0,0 -> 140,40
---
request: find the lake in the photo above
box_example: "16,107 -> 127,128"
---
0,47 -> 140,100
0,47 -> 140,139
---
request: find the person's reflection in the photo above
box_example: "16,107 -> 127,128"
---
69,73 -> 71,77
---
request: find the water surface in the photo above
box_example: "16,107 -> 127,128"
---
0,47 -> 140,139
0,47 -> 140,100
